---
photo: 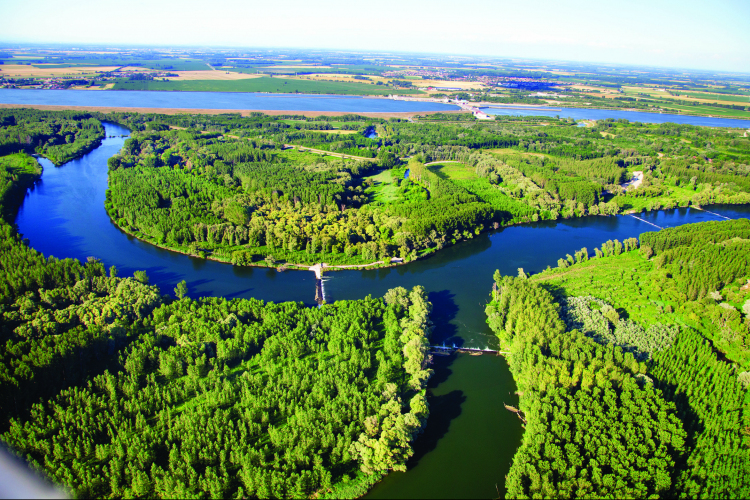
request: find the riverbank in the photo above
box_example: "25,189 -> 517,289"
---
106,211 -> 413,273
105,189 -> 750,276
394,95 -> 750,123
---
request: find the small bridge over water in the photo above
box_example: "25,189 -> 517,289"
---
430,345 -> 507,356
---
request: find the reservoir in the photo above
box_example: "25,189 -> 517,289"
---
0,89 -> 458,113
481,105 -> 750,128
15,122 -> 750,498
2,89 -> 750,128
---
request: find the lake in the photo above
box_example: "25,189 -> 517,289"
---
2,89 -> 750,128
0,89 -> 458,113
15,122 -> 750,498
480,105 -> 750,128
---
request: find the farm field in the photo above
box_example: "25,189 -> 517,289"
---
657,102 -> 750,119
0,64 -> 122,78
680,91 -> 750,103
112,77 -> 424,95
165,70 -> 261,81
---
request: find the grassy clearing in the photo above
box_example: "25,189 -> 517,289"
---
275,149 -> 347,165
305,129 -> 359,135
364,169 -> 400,203
531,247 -> 750,367
485,148 -> 547,158
112,77 -> 424,95
428,162 -> 476,180
532,251 -> 663,327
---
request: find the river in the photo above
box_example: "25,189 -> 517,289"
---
480,105 -> 750,128
2,89 -> 750,128
15,122 -> 750,498
0,89 -> 458,113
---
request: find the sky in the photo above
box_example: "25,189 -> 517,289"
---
1,0 -> 749,73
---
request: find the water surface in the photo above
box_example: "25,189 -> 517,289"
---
0,89 -> 457,113
481,105 -> 750,128
15,123 -> 750,498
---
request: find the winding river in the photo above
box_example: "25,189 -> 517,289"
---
15,122 -> 750,498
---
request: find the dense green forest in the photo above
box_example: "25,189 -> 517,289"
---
0,109 -> 105,164
486,219 -> 750,498
0,110 -> 434,498
96,110 -> 750,268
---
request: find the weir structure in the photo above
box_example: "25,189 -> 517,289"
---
430,345 -> 506,356
309,263 -> 327,305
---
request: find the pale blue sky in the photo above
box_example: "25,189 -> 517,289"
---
1,0 -> 749,73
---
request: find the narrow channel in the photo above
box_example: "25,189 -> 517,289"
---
15,122 -> 750,498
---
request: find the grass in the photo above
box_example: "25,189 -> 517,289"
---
485,148 -> 547,158
657,102 -> 750,120
305,129 -> 359,135
32,59 -> 211,71
531,248 -> 750,367
532,251 -> 663,327
112,77 -> 425,96
279,120 -> 354,128
275,149 -> 347,165
364,169 -> 400,203
0,64 -> 121,78
428,162 -> 476,180
678,92 -> 750,104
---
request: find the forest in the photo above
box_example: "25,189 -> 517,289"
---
2,108 -> 750,497
0,109 -> 105,164
95,110 -> 750,268
0,110 -> 434,498
486,219 -> 750,498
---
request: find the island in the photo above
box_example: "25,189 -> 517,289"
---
96,110 -> 750,269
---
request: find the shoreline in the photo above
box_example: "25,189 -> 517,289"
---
105,200 -> 745,277
106,210 -> 409,273
0,103 -> 463,119
2,101 -> 748,124
475,102 -> 750,123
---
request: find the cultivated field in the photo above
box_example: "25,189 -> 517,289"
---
0,64 -> 122,78
166,70 -> 261,81
112,77 -> 425,95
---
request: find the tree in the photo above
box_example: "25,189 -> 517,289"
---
133,270 -> 149,284
174,280 -> 188,299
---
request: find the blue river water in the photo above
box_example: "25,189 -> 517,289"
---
2,88 -> 749,128
481,105 -> 750,128
0,89 -> 457,113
